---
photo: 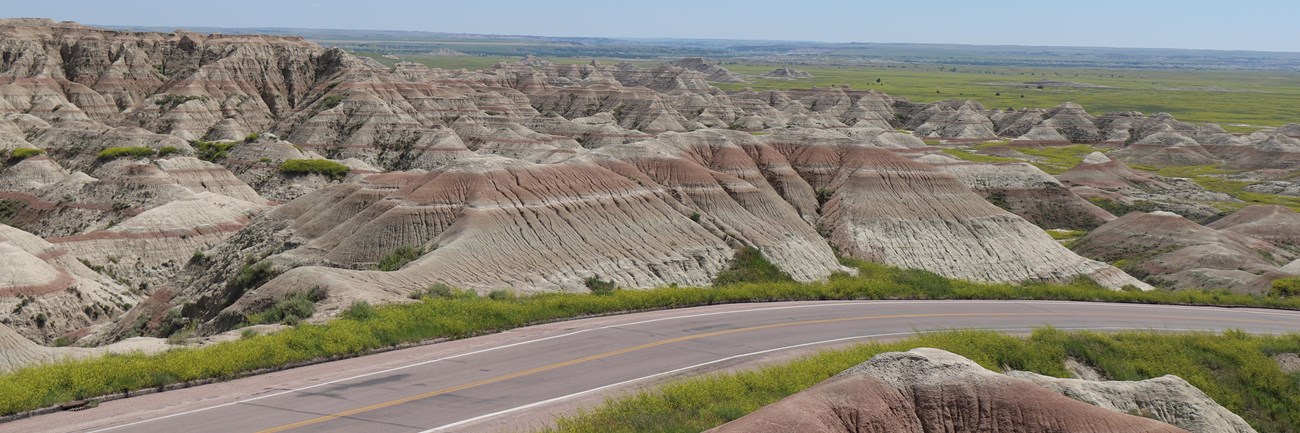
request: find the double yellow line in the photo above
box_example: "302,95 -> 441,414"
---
255,311 -> 1278,432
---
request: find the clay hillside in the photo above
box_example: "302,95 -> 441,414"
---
2,19 -> 1300,359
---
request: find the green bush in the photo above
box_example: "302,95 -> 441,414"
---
157,146 -> 179,157
243,286 -> 327,326
192,141 -> 235,162
97,146 -> 155,161
244,133 -> 260,143
319,95 -> 345,109
1272,277 -> 1300,298
278,159 -> 349,180
488,289 -> 514,300
340,300 -> 376,321
375,246 -> 422,271
7,148 -> 44,161
712,247 -> 794,286
227,261 -> 279,300
585,277 -> 618,296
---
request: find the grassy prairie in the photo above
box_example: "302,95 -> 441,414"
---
1133,164 -> 1300,212
2,259 -> 1299,417
357,52 -> 1300,129
715,63 -> 1300,128
546,328 -> 1300,433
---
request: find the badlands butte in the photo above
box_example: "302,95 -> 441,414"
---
1,18 -> 1300,367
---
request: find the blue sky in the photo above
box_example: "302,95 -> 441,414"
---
4,0 -> 1297,52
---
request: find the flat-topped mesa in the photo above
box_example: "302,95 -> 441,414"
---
710,348 -> 1251,433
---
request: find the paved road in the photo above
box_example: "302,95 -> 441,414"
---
6,300 -> 1300,433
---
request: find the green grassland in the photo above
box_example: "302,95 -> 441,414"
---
1133,164 -> 1300,212
4,258 -> 1299,417
357,51 -> 1300,129
715,63 -> 1300,129
546,328 -> 1300,433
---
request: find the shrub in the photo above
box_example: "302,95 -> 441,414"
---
713,247 -> 794,286
157,146 -> 179,157
97,146 -> 155,161
340,300 -> 376,321
409,283 -> 477,300
278,159 -> 349,180
192,141 -> 235,162
244,132 -> 260,143
243,286 -> 328,326
584,277 -> 618,296
1272,277 -> 1300,298
7,148 -> 44,161
226,261 -> 279,300
154,94 -> 205,108
0,199 -> 26,227
319,95 -> 345,109
375,246 -> 422,271
488,289 -> 514,300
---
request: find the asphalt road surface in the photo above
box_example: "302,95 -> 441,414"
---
6,300 -> 1300,433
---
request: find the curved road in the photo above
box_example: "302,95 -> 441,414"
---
6,300 -> 1300,433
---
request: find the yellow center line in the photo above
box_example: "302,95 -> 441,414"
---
253,311 -> 1280,432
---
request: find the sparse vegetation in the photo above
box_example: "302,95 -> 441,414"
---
244,132 -> 260,142
226,261 -> 279,301
546,328 -> 1300,433
319,94 -> 345,109
191,140 -> 236,162
375,246 -> 422,271
940,148 -> 1017,164
3,259 -> 1300,417
157,146 -> 179,157
1046,229 -> 1088,240
6,148 -> 44,161
584,277 -> 618,295
409,283 -> 478,300
243,286 -> 328,326
0,199 -> 26,227
278,159 -> 350,180
96,146 -> 156,161
154,94 -> 205,109
712,247 -> 794,286
1134,164 -> 1300,212
340,300 -> 377,321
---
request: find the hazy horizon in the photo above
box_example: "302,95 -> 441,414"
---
3,0 -> 1299,53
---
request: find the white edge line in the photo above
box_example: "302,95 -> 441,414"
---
416,326 -> 1225,432
79,299 -> 1295,432
81,301 -> 871,432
